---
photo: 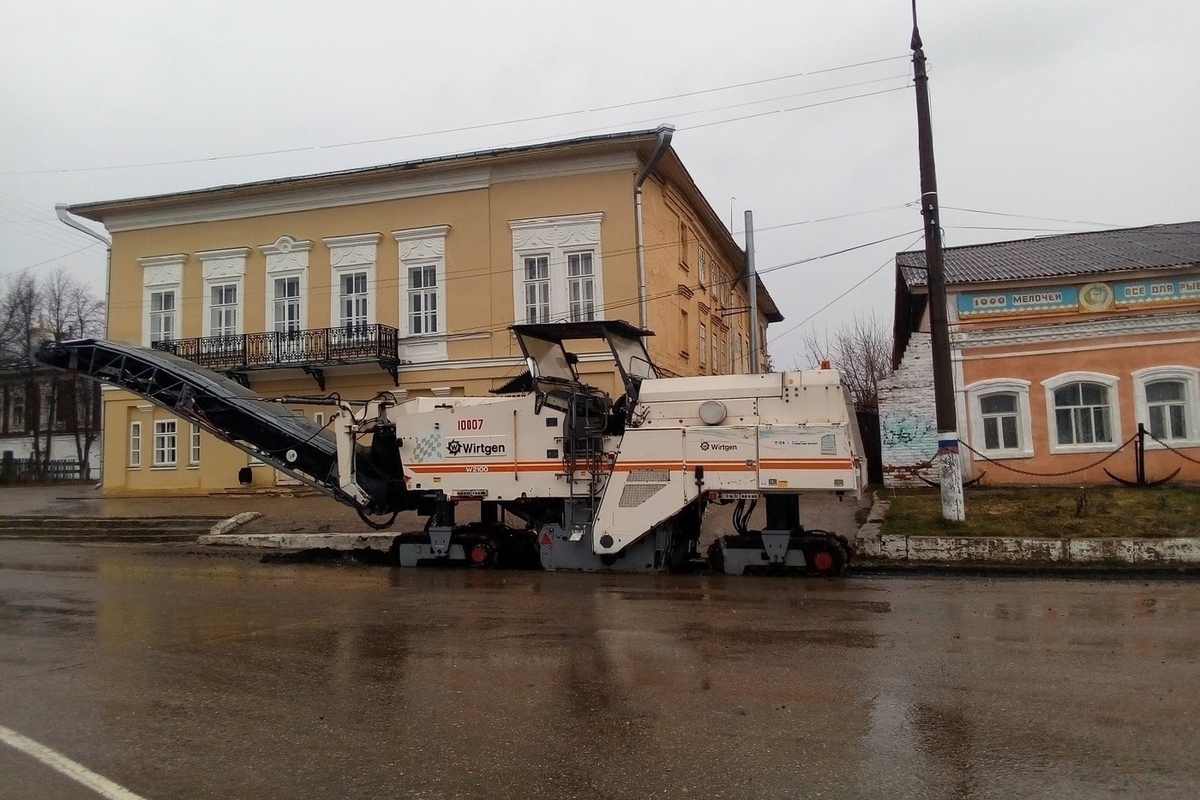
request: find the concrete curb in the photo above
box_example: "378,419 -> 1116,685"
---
854,495 -> 1200,567
197,532 -> 394,551
207,512 -> 263,537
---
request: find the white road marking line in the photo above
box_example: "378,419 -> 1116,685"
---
0,724 -> 148,800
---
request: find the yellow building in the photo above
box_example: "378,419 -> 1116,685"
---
67,128 -> 781,495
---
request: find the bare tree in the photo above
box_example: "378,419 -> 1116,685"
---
0,271 -> 105,479
800,313 -> 893,411
0,273 -> 40,364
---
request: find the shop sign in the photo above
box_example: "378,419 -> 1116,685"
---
958,286 -> 1079,317
1114,274 -> 1200,307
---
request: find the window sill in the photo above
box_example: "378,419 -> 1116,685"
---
187,464 -> 200,470
150,465 -> 177,471
127,466 -> 142,471
973,449 -> 1035,460
1144,439 -> 1200,450
1046,443 -> 1121,456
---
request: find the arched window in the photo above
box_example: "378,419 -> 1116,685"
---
966,379 -> 1033,458
1132,366 -> 1200,448
1054,382 -> 1113,445
1042,372 -> 1121,454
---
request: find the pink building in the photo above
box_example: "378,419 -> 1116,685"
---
882,221 -> 1200,486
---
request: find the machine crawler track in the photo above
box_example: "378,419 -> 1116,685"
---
708,530 -> 854,576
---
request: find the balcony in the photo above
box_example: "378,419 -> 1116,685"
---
152,325 -> 403,390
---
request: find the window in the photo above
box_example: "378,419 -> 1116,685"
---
189,424 -> 201,466
129,421 -> 142,468
198,247 -> 248,342
1043,372 -> 1120,452
699,322 -> 707,366
698,247 -> 708,287
273,277 -> 302,334
1055,383 -> 1112,445
153,420 -> 177,467
711,326 -> 719,372
209,284 -> 238,338
1146,381 -> 1187,440
967,379 -> 1033,458
394,225 -> 449,361
408,265 -> 438,334
140,254 -> 185,348
981,393 -> 1020,450
679,308 -> 690,358
566,252 -> 595,322
679,221 -> 690,268
9,393 -> 24,432
511,214 -> 604,325
325,233 -> 380,338
1133,366 -> 1199,448
340,271 -> 369,330
720,331 -> 729,374
149,290 -> 176,344
262,237 -> 312,347
524,256 -> 550,324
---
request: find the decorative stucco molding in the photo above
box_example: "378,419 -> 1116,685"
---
393,225 -> 450,261
953,312 -> 1200,349
138,254 -> 186,287
261,236 -> 313,274
196,247 -> 250,281
510,212 -> 603,250
324,233 -> 381,267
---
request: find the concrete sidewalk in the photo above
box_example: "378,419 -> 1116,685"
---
855,498 -> 1200,569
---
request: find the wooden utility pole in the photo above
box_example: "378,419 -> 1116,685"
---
911,1 -> 964,520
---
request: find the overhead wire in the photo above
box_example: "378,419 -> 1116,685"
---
0,54 -> 910,176
767,233 -> 926,346
97,205 -> 921,313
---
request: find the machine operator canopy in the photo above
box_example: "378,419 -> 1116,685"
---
510,320 -> 658,398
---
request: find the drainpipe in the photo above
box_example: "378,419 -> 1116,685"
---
634,125 -> 674,332
55,205 -> 112,485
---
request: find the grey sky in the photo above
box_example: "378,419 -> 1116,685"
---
2,0 -> 1197,367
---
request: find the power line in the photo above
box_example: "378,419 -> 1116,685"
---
940,206 -> 1122,228
946,225 -> 1095,234
1,242 -> 102,280
0,54 -> 909,176
767,233 -> 926,346
100,211 -> 920,313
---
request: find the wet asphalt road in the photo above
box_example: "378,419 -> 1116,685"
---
1,542 -> 1198,799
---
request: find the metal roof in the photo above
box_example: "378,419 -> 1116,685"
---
898,221 -> 1200,287
67,128 -> 670,215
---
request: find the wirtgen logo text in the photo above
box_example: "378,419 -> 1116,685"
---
447,439 -> 506,457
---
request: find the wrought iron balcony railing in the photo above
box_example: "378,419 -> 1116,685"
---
152,325 -> 402,389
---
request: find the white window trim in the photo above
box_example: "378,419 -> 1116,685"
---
261,236 -> 312,333
510,213 -> 604,325
152,419 -> 177,468
325,233 -> 380,330
965,378 -> 1034,459
197,247 -> 249,338
394,225 -> 450,363
1042,371 -> 1122,454
129,420 -> 142,469
1131,365 -> 1200,449
189,423 -> 201,467
139,254 -> 186,347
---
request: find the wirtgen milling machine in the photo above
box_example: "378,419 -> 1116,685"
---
38,321 -> 865,575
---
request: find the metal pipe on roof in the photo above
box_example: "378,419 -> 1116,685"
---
634,126 -> 675,331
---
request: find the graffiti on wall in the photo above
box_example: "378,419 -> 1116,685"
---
881,413 -> 937,452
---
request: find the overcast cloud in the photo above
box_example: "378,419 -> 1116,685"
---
2,0 -> 1197,367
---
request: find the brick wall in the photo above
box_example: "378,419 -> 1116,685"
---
878,333 -> 938,487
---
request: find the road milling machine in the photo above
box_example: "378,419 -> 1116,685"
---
37,320 -> 865,575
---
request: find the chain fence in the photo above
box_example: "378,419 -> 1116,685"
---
956,432 -> 1139,478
